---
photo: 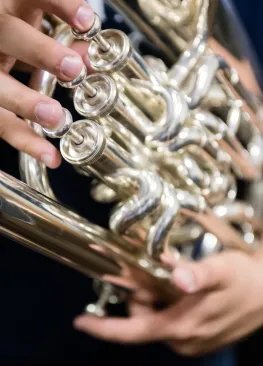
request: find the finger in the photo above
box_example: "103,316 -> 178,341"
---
0,72 -> 64,129
0,108 -> 61,168
160,253 -> 178,267
73,312 -> 168,343
131,288 -> 159,304
129,300 -> 154,316
19,7 -> 43,28
0,15 -> 83,81
70,41 -> 94,74
171,254 -> 232,294
160,252 -> 189,267
104,262 -> 162,298
31,0 -> 95,32
70,41 -> 89,58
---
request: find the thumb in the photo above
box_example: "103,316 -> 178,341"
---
171,255 -> 229,294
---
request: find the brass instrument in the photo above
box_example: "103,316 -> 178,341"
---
1,0 -> 263,315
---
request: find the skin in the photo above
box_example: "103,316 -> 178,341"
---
73,248 -> 263,357
0,0 -> 94,168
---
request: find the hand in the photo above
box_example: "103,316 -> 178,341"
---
0,0 -> 95,168
73,249 -> 263,356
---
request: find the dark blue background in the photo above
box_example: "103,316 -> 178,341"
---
233,0 -> 263,65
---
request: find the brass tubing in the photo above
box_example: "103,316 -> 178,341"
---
0,170 -> 174,297
0,170 -> 120,278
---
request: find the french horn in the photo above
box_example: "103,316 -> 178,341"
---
1,0 -> 263,315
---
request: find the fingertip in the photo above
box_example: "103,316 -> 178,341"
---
59,54 -> 83,80
52,150 -> 62,169
40,144 -> 62,169
75,5 -> 95,32
172,267 -> 197,294
34,100 -> 64,129
73,315 -> 99,332
73,315 -> 86,330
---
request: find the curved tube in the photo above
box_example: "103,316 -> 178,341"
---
137,0 -> 206,52
194,109 -> 263,179
0,170 -> 172,288
129,80 -> 189,147
186,53 -> 219,109
109,169 -> 163,234
0,170 -> 119,279
168,33 -> 207,88
147,182 -> 180,259
138,0 -> 197,28
102,116 -> 152,169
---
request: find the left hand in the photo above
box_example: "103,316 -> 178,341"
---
73,249 -> 263,357
0,0 -> 95,168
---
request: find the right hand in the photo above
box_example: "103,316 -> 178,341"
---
74,250 -> 263,357
0,0 -> 95,168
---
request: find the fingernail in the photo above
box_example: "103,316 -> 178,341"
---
35,103 -> 64,128
60,56 -> 83,79
41,153 -> 53,168
173,268 -> 196,293
76,6 -> 95,30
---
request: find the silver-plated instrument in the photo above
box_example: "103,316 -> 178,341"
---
1,0 -> 263,315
